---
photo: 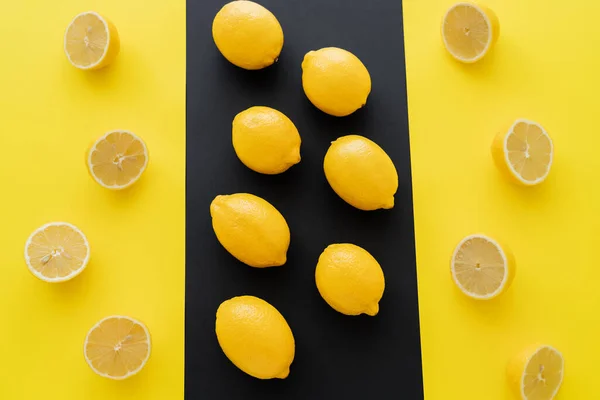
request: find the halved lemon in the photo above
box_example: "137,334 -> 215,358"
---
451,234 -> 515,299
507,344 -> 564,400
87,130 -> 149,190
64,11 -> 120,70
492,119 -> 553,186
441,2 -> 499,63
84,316 -> 151,380
24,222 -> 90,282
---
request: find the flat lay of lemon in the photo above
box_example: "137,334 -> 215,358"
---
232,106 -> 301,174
212,0 -> 284,70
507,344 -> 564,400
84,316 -> 151,380
441,2 -> 499,63
451,234 -> 515,300
210,193 -> 290,267
24,222 -> 90,283
87,130 -> 149,190
492,119 -> 553,186
324,135 -> 398,211
302,47 -> 371,117
315,243 -> 385,316
216,296 -> 295,379
64,11 -> 120,70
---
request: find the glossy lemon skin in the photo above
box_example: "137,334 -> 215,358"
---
301,47 -> 371,117
210,193 -> 290,267
324,135 -> 398,211
315,243 -> 385,316
212,1 -> 284,70
216,296 -> 295,379
232,106 -> 301,174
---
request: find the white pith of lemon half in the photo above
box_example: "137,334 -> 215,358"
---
24,222 -> 90,283
451,234 -> 515,299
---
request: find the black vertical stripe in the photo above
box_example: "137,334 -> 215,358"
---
185,0 -> 423,398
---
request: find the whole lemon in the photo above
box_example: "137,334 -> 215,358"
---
324,135 -> 398,211
210,193 -> 290,267
315,244 -> 385,316
301,47 -> 371,117
216,296 -> 295,379
232,106 -> 301,174
212,1 -> 284,70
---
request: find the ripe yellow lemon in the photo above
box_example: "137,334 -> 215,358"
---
507,344 -> 564,400
64,11 -> 120,70
315,244 -> 385,316
212,1 -> 284,70
451,234 -> 515,299
324,135 -> 398,211
491,119 -> 553,186
441,2 -> 499,63
210,193 -> 290,267
87,130 -> 149,190
216,296 -> 295,379
24,222 -> 90,282
232,106 -> 301,174
84,316 -> 151,380
302,47 -> 371,117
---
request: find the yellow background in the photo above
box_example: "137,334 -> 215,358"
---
404,0 -> 600,398
0,1 -> 185,399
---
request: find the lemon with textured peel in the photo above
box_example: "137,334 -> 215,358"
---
232,106 -> 301,174
87,130 -> 149,190
64,11 -> 120,70
324,135 -> 398,211
210,193 -> 290,267
451,234 -> 515,299
507,344 -> 564,400
216,296 -> 295,379
315,244 -> 385,316
84,316 -> 151,380
492,119 -> 553,186
212,1 -> 284,70
302,47 -> 371,117
442,2 -> 499,63
24,222 -> 90,282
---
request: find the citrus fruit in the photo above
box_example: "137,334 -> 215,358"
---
441,2 -> 499,63
315,243 -> 385,316
492,119 -> 553,186
507,344 -> 564,400
216,295 -> 295,379
84,316 -> 151,380
87,130 -> 149,190
64,11 -> 120,70
212,1 -> 284,70
302,47 -> 371,117
232,106 -> 301,174
24,222 -> 90,282
451,234 -> 515,299
210,193 -> 290,267
324,135 -> 398,211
